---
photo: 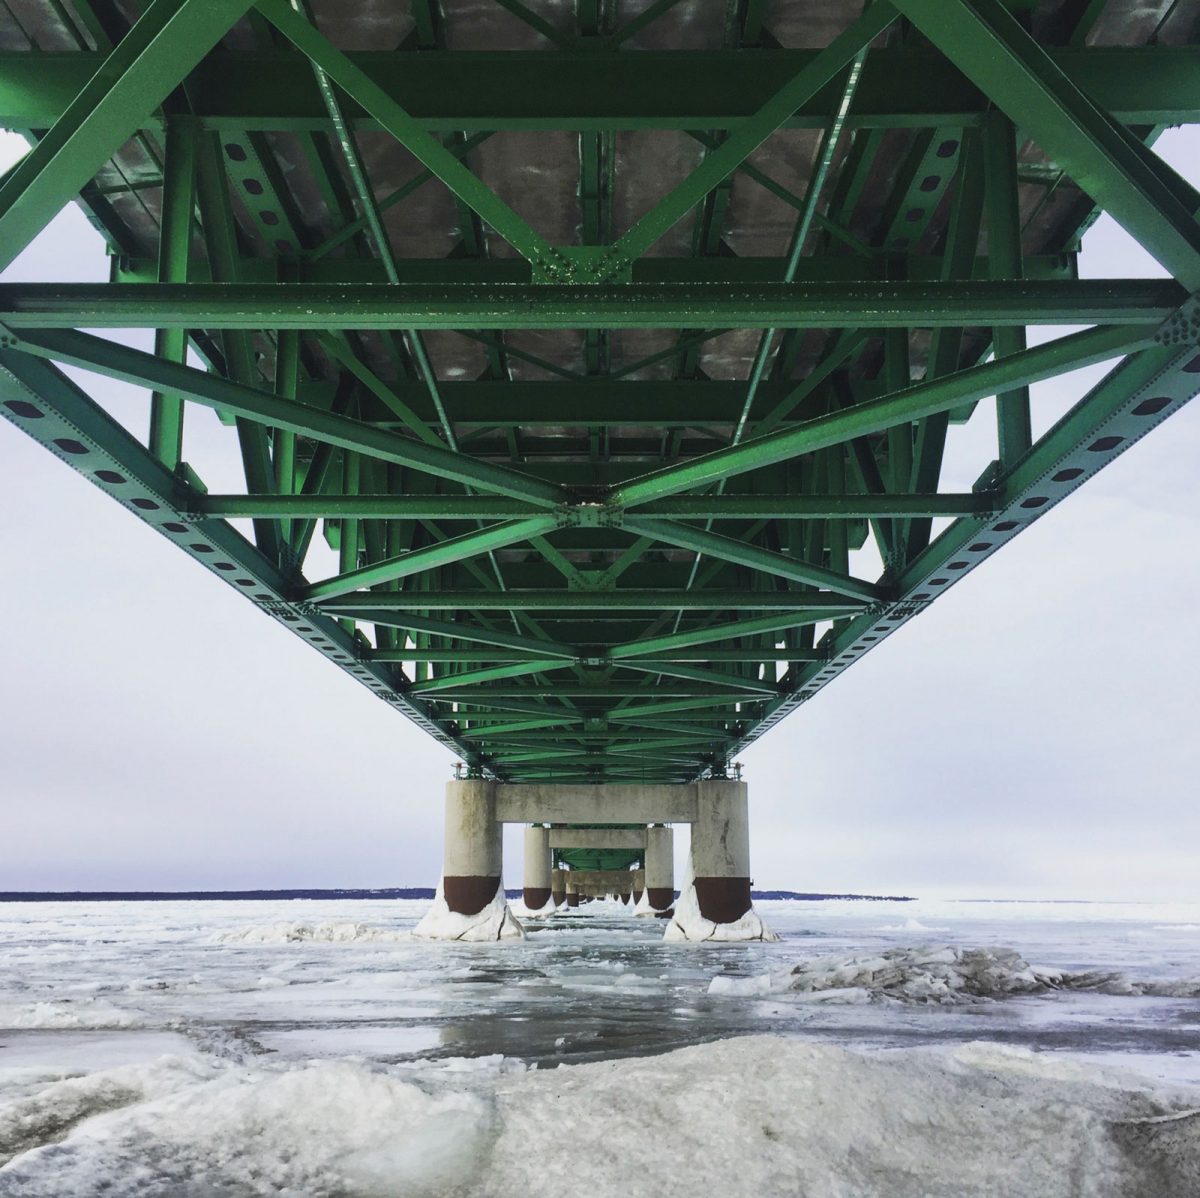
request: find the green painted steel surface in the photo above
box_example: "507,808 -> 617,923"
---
1,0 -> 1198,785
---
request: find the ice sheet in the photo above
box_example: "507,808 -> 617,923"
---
3,896 -> 1200,1194
1,1036 -> 1197,1197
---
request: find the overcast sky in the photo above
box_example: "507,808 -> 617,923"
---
2,127 -> 1197,902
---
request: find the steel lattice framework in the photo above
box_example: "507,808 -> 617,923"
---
1,0 -> 1198,785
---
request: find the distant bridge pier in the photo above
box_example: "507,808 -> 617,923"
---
418,780 -> 771,940
523,825 -> 552,911
644,825 -> 675,914
551,868 -> 566,908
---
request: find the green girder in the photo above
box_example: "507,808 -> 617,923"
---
3,47 -> 1199,131
2,0 -> 1199,784
0,280 -> 1183,328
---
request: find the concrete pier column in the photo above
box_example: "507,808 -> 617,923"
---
523,825 -> 552,910
631,868 -> 645,905
666,779 -> 775,942
551,868 -> 566,907
415,779 -> 523,940
443,779 -> 502,915
645,825 -> 674,911
692,779 -> 751,924
566,878 -> 579,907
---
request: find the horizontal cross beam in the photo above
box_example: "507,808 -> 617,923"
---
110,253 -> 1078,287
0,280 -> 1182,329
320,592 -> 867,612
196,493 -> 988,520
4,47 -> 1195,130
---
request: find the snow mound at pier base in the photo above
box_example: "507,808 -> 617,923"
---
413,879 -> 524,942
664,865 -> 777,942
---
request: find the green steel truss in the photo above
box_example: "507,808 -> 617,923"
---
2,0 -> 1199,785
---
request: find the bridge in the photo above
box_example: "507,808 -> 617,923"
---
1,0 -> 1197,939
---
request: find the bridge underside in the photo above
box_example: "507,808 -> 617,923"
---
2,0 -> 1199,787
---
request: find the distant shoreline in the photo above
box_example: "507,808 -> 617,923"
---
0,888 -> 916,903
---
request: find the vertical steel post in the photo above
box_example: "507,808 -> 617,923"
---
148,115 -> 196,467
273,328 -> 299,558
985,111 -> 1033,467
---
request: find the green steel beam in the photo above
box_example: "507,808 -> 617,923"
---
147,115 -> 197,469
344,613 -> 576,659
320,592 -> 866,612
196,492 -> 988,520
621,659 -> 780,694
0,281 -> 1179,329
429,685 -> 770,699
612,324 -> 1153,507
629,648 -> 824,662
254,0 -> 569,277
732,46 -> 867,448
318,334 -> 443,447
7,328 -> 566,507
460,718 -> 579,737
369,649 -> 557,663
595,3 -> 896,277
904,122 -> 987,560
408,659 -> 572,694
0,0 -> 252,270
2,1 -> 1195,786
984,112 -> 1032,467
303,516 -> 558,601
110,253 -> 1079,287
608,610 -> 844,659
6,48 -> 1200,130
611,695 -> 765,720
623,516 -> 883,602
365,647 -> 823,664
199,495 -> 545,520
892,0 -> 1200,290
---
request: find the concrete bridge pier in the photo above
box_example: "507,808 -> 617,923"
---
414,780 -> 523,940
417,778 -> 771,940
631,869 -> 645,905
693,779 -> 751,924
666,780 -> 776,942
551,868 -> 566,907
643,825 -> 675,914
523,825 -> 552,911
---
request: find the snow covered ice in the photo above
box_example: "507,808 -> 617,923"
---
2,895 -> 1199,1195
707,944 -> 1200,1005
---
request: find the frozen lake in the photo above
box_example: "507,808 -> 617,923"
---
2,896 -> 1198,1195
